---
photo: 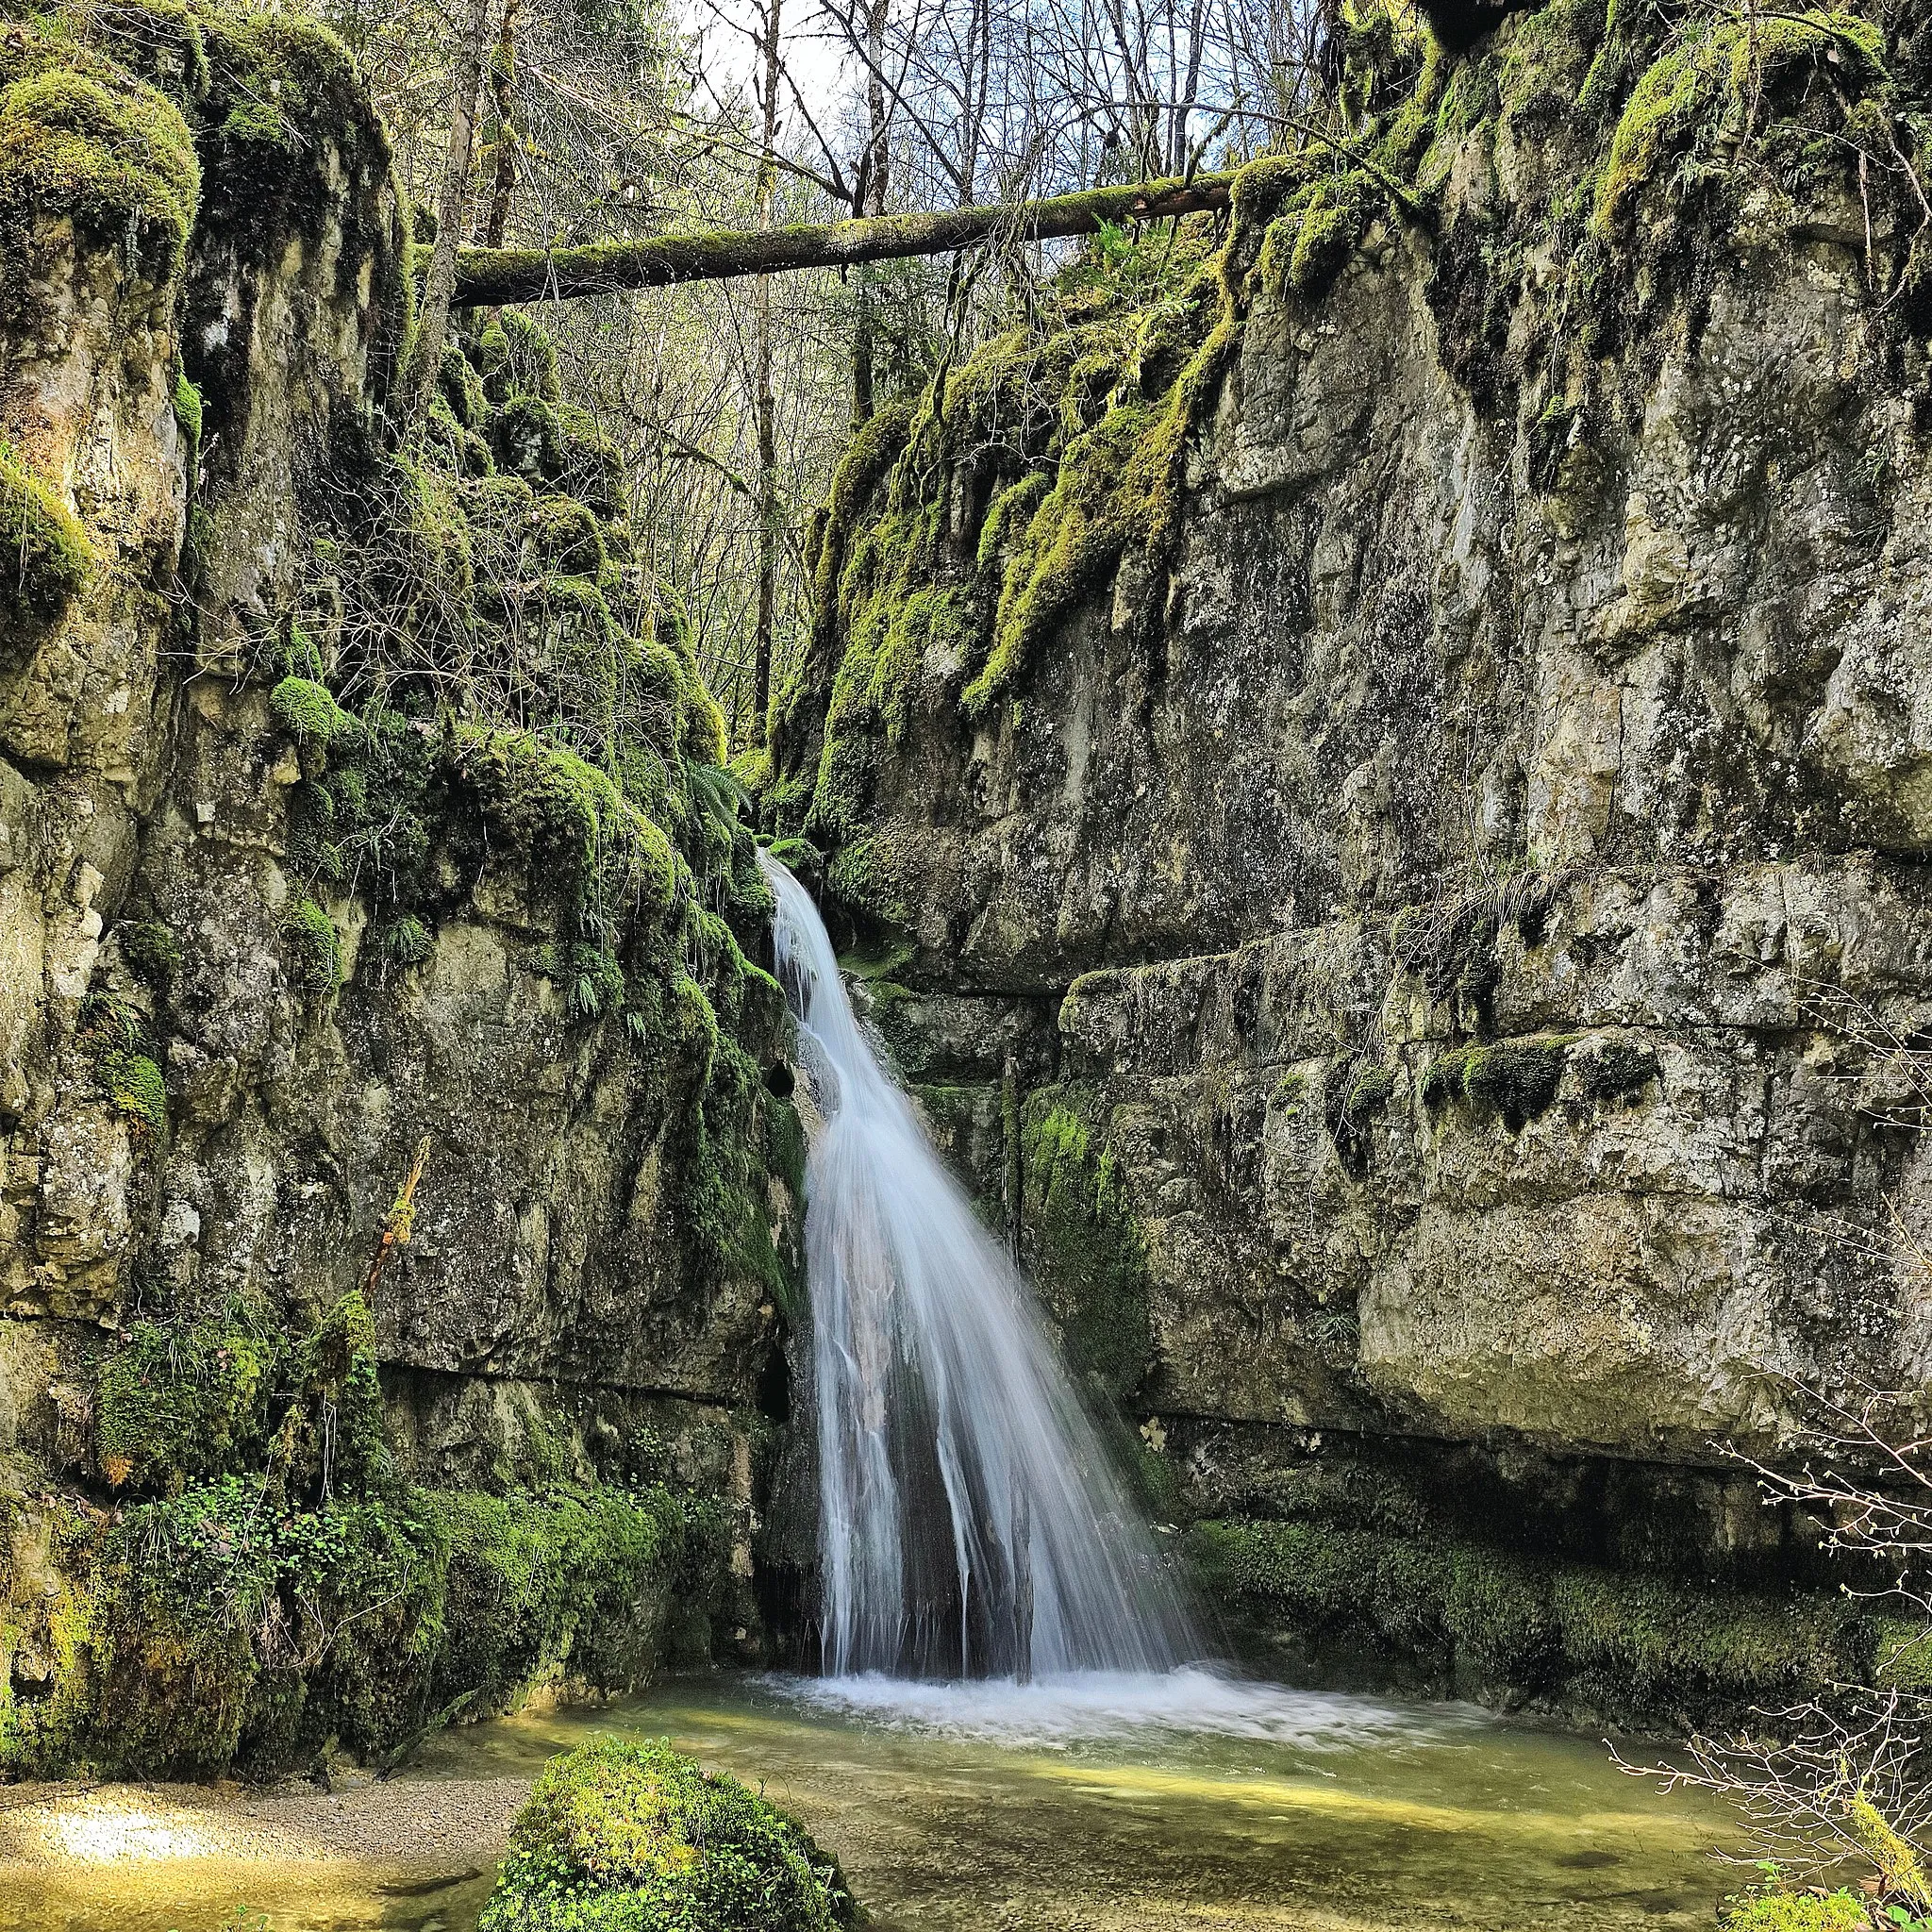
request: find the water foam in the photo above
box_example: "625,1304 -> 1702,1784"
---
760,1666 -> 1458,1751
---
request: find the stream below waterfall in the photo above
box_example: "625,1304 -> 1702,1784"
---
1,1670 -> 1740,1931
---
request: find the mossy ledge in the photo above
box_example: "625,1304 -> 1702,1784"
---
1189,1516 -> 1882,1728
1,1283 -> 735,1777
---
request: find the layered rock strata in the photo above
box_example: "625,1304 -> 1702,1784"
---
766,0 -> 1932,1718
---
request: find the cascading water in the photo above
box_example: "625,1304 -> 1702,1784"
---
762,855 -> 1200,1681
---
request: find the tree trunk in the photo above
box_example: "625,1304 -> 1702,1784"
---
753,0 -> 783,744
408,0 -> 500,423
452,169 -> 1243,306
851,0 -> 891,426
483,0 -> 521,250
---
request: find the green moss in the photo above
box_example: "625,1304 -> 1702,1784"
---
533,493 -> 608,577
283,896 -> 343,996
172,369 -> 202,491
195,8 -> 370,198
556,405 -> 626,521
441,340 -> 491,429
490,308 -> 563,406
454,725 -> 675,911
1023,1091 -> 1153,1404
538,575 -> 622,730
1424,1034 -> 1577,1128
965,402 -> 1152,717
75,994 -> 167,1146
1574,1034 -> 1657,1101
102,1049 -> 166,1142
419,1483 -> 699,1716
84,0 -> 211,105
1596,10 -> 1887,235
976,471 -> 1051,572
539,941 -> 626,1021
95,1311 -> 277,1494
0,445 -> 93,652
480,1737 -> 857,1932
822,832 -> 906,928
378,913 -> 432,969
1343,1064 -> 1396,1126
0,58 -> 200,275
270,675 -> 353,748
1,1465 -> 721,1780
1720,1881 -> 1870,1931
1188,1517 -> 1870,1721
493,392 -> 564,482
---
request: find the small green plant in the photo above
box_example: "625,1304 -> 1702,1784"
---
378,913 -> 431,969
77,994 -> 168,1145
119,916 -> 182,991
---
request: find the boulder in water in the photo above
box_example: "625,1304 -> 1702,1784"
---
478,1737 -> 858,1931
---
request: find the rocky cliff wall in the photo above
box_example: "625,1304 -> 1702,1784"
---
766,0 -> 1932,1719
0,0 -> 798,1774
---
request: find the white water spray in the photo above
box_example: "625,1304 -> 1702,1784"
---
763,856 -> 1199,1681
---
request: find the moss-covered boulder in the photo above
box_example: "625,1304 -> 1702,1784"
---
480,1738 -> 858,1932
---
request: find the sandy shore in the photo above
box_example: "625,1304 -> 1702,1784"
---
0,1770 -> 525,1874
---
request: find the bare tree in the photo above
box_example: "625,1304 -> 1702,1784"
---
407,0 -> 501,422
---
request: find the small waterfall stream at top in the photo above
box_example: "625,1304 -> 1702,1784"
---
763,854 -> 1200,1682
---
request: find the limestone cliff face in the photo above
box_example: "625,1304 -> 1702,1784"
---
0,4 -> 795,1771
770,2 -> 1932,1708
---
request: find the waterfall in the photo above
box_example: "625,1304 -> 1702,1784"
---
762,855 -> 1199,1681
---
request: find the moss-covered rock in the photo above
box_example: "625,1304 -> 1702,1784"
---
282,895 -> 343,995
0,52 -> 201,279
1422,1035 -> 1577,1129
94,1309 -> 276,1493
0,446 -> 94,654
1022,1090 -> 1154,1405
0,1445 -> 720,1778
479,1737 -> 858,1932
269,674 -> 354,748
1,8 -> 795,1788
1188,1515 -> 1873,1725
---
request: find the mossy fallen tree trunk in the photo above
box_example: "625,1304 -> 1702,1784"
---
452,171 -> 1241,306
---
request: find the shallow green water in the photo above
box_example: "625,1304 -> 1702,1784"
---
0,1671 -> 1742,1932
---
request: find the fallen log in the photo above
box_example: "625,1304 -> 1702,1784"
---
451,170 -> 1241,307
